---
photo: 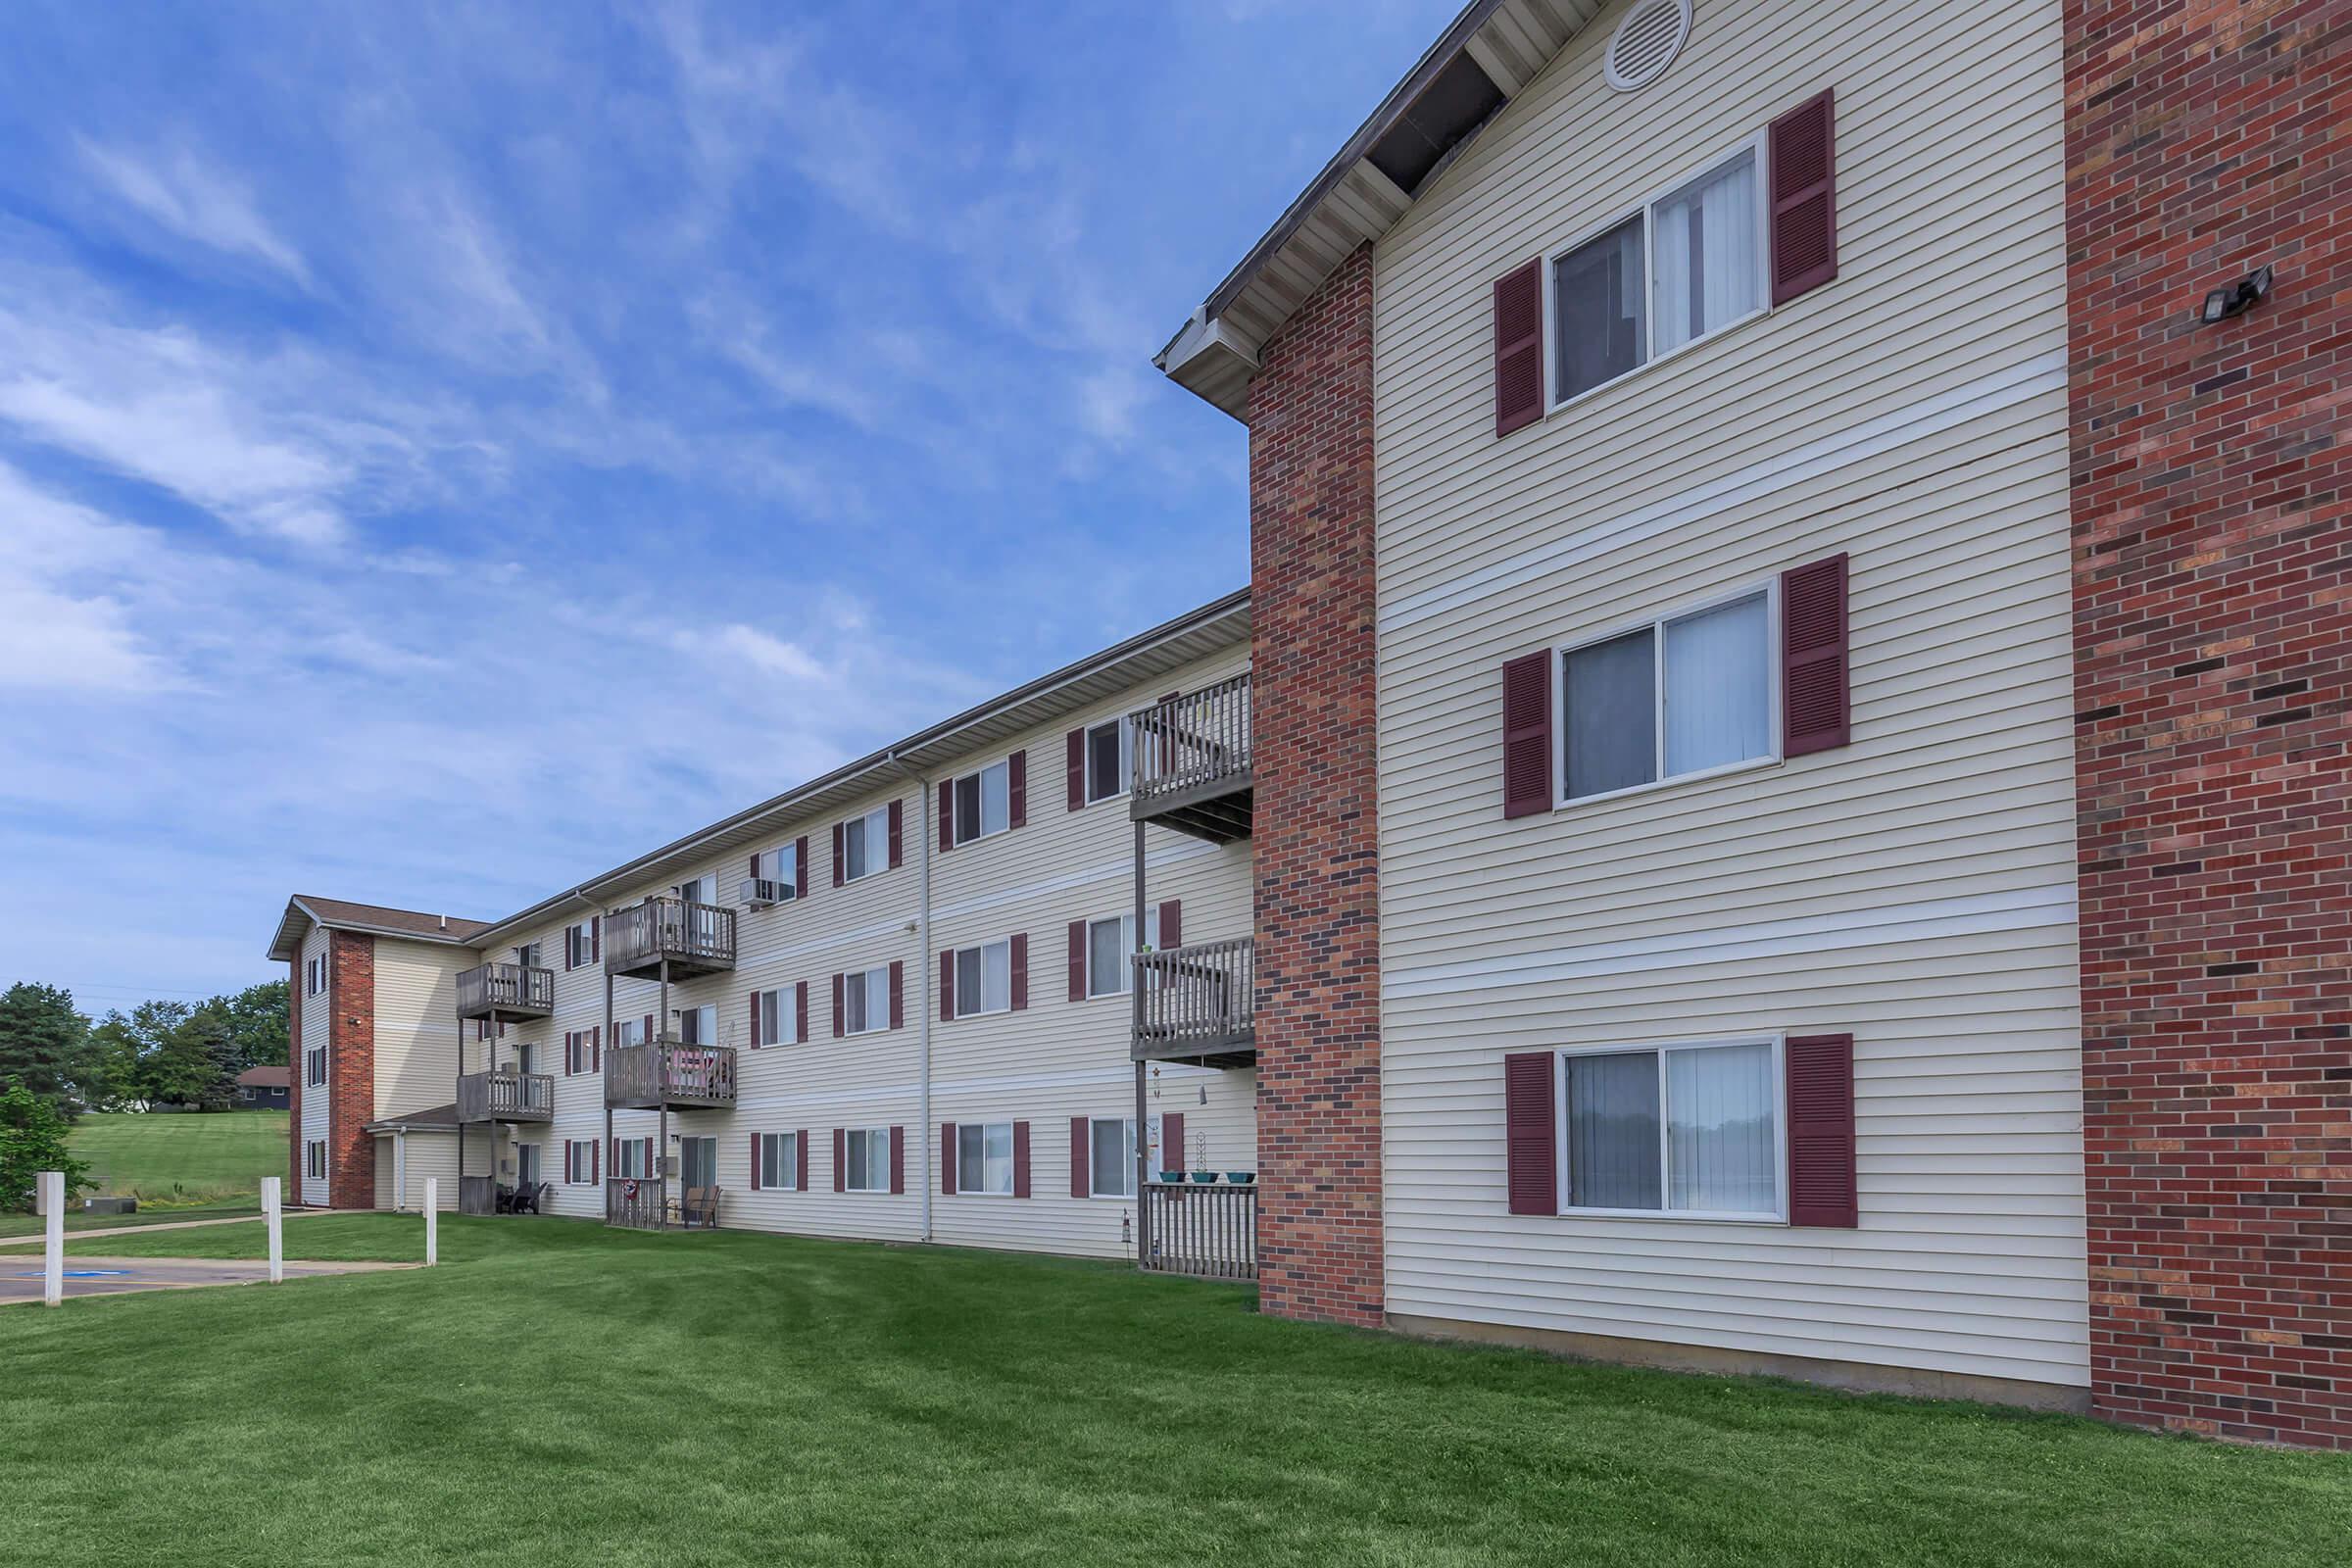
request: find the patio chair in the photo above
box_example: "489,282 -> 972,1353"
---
512,1182 -> 542,1215
677,1185 -> 720,1229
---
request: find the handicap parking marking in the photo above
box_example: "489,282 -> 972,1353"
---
13,1269 -> 136,1279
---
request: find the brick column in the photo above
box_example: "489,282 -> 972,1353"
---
2067,0 -> 2352,1448
285,957 -> 303,1198
326,931 -> 377,1210
1249,243 -> 1384,1327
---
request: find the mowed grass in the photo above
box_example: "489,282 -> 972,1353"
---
69,1109 -> 288,1205
3,1217 -> 2346,1568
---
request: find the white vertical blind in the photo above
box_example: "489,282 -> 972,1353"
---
1664,592 -> 1770,775
1652,149 -> 1760,353
1666,1042 -> 1777,1212
1565,1051 -> 1662,1208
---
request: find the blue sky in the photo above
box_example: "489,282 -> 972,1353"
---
0,0 -> 1452,1012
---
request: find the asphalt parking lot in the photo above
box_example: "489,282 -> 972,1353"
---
0,1255 -> 417,1303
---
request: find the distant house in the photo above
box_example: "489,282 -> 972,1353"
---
234,1065 -> 289,1111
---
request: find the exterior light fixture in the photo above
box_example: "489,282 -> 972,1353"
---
2201,264 -> 2273,323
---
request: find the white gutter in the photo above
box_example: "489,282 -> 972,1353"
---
886,748 -> 934,1244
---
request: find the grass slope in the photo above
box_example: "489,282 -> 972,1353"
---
3,1216 -> 2346,1567
69,1109 -> 287,1206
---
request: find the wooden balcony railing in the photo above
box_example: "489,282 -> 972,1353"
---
604,1042 -> 737,1108
603,896 -> 737,978
606,1177 -> 665,1231
456,962 -> 555,1020
459,1175 -> 499,1217
1142,1182 -> 1257,1280
1130,672 -> 1252,842
456,1070 -> 555,1123
1133,937 -> 1254,1063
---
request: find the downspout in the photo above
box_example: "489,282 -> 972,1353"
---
885,749 -> 934,1243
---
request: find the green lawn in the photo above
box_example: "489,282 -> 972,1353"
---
3,1217 -> 2345,1566
68,1109 -> 286,1208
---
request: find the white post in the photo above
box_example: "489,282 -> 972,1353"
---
423,1177 -> 438,1265
262,1176 -> 284,1284
39,1171 -> 64,1307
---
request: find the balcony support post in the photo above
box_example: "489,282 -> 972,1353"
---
657,956 -> 670,1227
603,960 -> 614,1224
1133,817 -> 1150,1267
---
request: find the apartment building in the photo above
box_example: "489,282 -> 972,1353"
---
270,594 -> 1258,1263
1152,0 -> 2347,1448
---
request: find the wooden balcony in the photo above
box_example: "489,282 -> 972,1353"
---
604,1041 -> 737,1109
1132,937 -> 1254,1069
1142,1182 -> 1257,1280
603,895 -> 736,980
456,1069 -> 555,1124
455,962 -> 555,1021
606,1177 -> 665,1231
1130,672 -> 1251,843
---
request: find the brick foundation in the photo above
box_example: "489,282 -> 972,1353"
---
1249,243 -> 1385,1327
2068,0 -> 2352,1447
326,931 -> 377,1210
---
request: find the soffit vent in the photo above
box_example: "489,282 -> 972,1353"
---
1604,0 -> 1693,92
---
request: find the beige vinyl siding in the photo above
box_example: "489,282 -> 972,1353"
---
298,923 -> 331,1205
371,938 -> 470,1121
1370,0 -> 2082,1386
372,1131 -> 460,1210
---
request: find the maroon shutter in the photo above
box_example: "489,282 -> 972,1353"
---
888,961 -> 904,1030
794,836 -> 808,899
749,850 -> 760,881
1782,554 -> 1851,756
1012,1121 -> 1031,1199
564,929 -> 574,972
832,1128 -> 845,1192
1492,257 -> 1544,438
642,1012 -> 654,1044
1066,920 -> 1086,1002
1157,901 -> 1181,950
941,1123 -> 958,1196
940,950 -> 956,1022
1769,89 -> 1838,306
1504,1052 -> 1558,1214
888,799 -> 904,869
591,1025 -> 600,1072
795,981 -> 808,1044
1161,1111 -> 1185,1175
1065,728 -> 1086,810
1069,1117 -> 1090,1198
1007,750 -> 1027,829
937,781 -> 954,853
1009,933 -> 1028,1011
591,915 -> 600,961
832,821 -> 845,887
796,1129 -> 809,1190
889,1126 -> 905,1194
1788,1033 -> 1858,1226
1501,650 -> 1554,819
591,1140 -> 599,1184
749,992 -> 761,1049
750,1133 -> 761,1191
831,973 -> 844,1038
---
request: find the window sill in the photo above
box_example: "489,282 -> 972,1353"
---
1548,1206 -> 1787,1225
950,1188 -> 1018,1199
1553,751 -> 1780,813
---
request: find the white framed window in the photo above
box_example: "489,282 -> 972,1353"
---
955,1122 -> 1015,1195
514,942 -> 541,970
1084,717 -> 1133,804
1081,1115 -> 1164,1198
515,1144 -> 541,1187
1552,1037 -> 1786,1221
672,1004 -> 716,1045
305,1140 -> 326,1180
842,967 -> 891,1035
305,1044 -> 326,1087
516,1041 -> 539,1076
611,1138 -> 653,1179
671,874 -> 715,906
564,1141 -> 585,1183
754,842 -> 799,888
1549,136 -> 1766,409
758,1131 -> 801,1191
951,760 -> 1011,846
845,1127 -> 892,1192
1084,908 -> 1161,999
841,806 -> 892,881
1557,583 -> 1777,806
564,919 -> 595,967
304,956 -> 326,997
953,941 -> 1012,1018
616,1017 -> 647,1048
756,988 -> 799,1047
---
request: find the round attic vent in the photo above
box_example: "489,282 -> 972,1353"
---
1604,0 -> 1693,92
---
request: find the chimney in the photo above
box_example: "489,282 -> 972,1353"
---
438,914 -> 448,931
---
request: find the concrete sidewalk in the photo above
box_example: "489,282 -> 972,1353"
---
0,1254 -> 416,1303
0,1208 -> 343,1250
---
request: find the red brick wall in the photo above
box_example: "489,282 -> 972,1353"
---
285,956 -> 302,1197
325,930 -> 377,1210
2067,0 -> 2352,1448
1248,243 -> 1385,1327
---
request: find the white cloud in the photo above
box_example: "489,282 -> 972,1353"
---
76,137 -> 314,288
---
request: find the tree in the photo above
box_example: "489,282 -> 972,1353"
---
217,979 -> 290,1077
0,983 -> 96,1111
89,1001 -> 191,1108
0,1079 -> 90,1212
